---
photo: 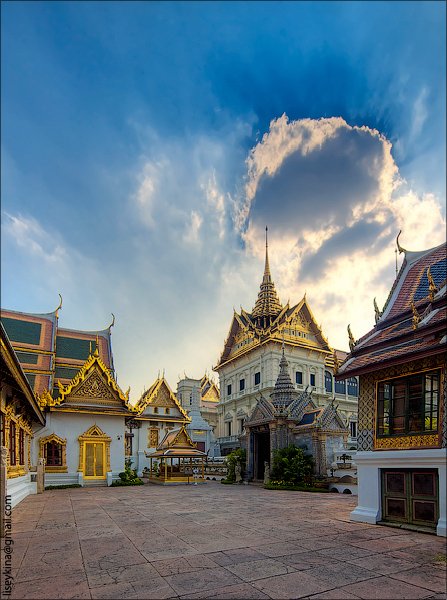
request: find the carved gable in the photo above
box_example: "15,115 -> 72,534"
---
246,397 -> 274,425
137,378 -> 189,420
64,366 -> 122,407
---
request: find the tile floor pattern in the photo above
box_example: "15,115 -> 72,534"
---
1,482 -> 446,599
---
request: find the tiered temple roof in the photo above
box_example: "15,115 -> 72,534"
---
338,239 -> 446,377
216,230 -> 340,369
1,299 -> 115,397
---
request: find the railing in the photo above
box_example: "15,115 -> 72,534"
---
217,435 -> 240,444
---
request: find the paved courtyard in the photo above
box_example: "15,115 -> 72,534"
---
2,482 -> 446,599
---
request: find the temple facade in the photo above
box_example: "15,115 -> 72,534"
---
1,303 -> 133,491
337,238 -> 446,536
214,229 -> 358,457
127,376 -> 191,476
243,345 -> 347,479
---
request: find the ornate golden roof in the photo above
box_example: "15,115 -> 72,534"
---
251,227 -> 283,323
135,377 -> 190,420
38,345 -> 135,412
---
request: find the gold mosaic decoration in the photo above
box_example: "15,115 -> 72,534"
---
375,434 -> 439,450
74,371 -> 115,400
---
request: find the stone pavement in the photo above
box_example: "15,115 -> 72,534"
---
2,482 -> 446,599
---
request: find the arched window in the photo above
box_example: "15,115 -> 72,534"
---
325,371 -> 333,393
347,378 -> 358,396
39,434 -> 67,472
45,441 -> 62,466
335,379 -> 346,394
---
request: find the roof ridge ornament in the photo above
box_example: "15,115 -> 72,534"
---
373,297 -> 383,324
54,293 -> 63,317
411,301 -> 421,329
347,324 -> 356,352
108,313 -> 115,330
396,230 -> 407,254
427,267 -> 438,301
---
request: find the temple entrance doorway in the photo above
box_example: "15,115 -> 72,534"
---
254,431 -> 270,480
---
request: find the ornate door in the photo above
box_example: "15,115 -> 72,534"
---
84,442 -> 105,478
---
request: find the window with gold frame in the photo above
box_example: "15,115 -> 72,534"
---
39,434 -> 68,472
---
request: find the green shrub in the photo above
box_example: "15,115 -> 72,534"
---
224,448 -> 246,482
270,445 -> 314,485
111,479 -> 143,486
112,458 -> 144,486
220,478 -> 234,484
264,481 -> 330,493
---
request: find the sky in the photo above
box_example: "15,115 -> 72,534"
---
2,1 -> 446,399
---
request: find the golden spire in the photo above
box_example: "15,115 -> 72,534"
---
427,267 -> 437,301
251,227 -> 283,323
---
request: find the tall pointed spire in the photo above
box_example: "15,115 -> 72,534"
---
251,226 -> 283,325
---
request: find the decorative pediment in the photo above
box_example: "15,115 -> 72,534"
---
78,424 -> 111,442
319,403 -> 347,431
52,348 -> 135,412
246,396 -> 274,425
159,425 -> 197,450
136,378 -> 189,420
287,388 -> 315,420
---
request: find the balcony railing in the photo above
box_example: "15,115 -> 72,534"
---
217,435 -> 241,445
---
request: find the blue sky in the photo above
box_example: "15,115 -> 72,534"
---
2,1 -> 445,397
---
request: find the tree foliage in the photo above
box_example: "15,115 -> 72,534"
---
270,445 -> 314,485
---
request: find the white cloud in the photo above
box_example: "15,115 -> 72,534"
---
237,115 -> 446,351
2,212 -> 68,265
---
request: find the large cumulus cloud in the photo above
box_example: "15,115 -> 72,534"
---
238,115 -> 445,350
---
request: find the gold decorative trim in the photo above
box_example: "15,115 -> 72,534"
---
39,433 -> 68,472
375,434 -> 439,450
136,378 -> 189,420
78,424 -> 111,473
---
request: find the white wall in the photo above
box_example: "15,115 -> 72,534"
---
352,449 -> 446,537
35,412 -> 126,485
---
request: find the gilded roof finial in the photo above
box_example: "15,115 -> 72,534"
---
347,324 -> 356,352
93,335 -> 99,357
373,297 -> 382,324
427,267 -> 438,301
333,350 -> 340,374
396,230 -> 407,254
264,226 -> 271,279
108,313 -> 115,330
411,301 -> 421,329
55,293 -> 63,317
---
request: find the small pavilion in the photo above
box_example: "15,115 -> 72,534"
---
145,425 -> 207,484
